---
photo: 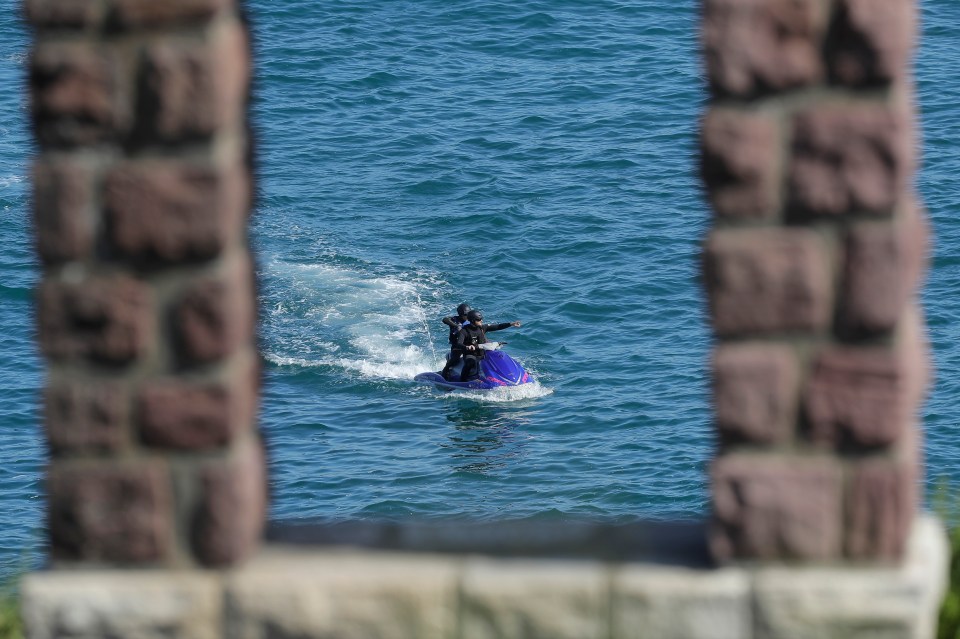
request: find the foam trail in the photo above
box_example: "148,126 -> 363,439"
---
260,258 -> 445,380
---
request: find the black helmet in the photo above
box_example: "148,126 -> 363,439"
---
467,309 -> 483,323
457,303 -> 471,316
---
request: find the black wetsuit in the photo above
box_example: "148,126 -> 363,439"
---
440,316 -> 467,379
456,322 -> 513,382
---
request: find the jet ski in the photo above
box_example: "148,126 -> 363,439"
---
415,342 -> 534,390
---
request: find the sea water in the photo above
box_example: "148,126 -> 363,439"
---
2,0 -> 959,579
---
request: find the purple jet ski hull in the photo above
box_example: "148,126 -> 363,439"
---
414,349 -> 533,390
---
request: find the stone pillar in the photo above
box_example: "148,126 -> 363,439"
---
27,0 -> 264,567
701,0 -> 929,562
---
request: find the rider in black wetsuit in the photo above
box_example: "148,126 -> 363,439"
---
456,309 -> 521,382
440,303 -> 471,380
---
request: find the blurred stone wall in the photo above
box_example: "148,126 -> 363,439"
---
700,0 -> 930,562
26,0 -> 265,567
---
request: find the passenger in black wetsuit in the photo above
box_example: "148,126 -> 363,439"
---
440,303 -> 472,380
456,309 -> 522,382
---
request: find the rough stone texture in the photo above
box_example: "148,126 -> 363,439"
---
113,0 -> 233,28
713,343 -> 800,446
828,0 -> 916,87
460,558 -> 608,639
139,23 -> 250,143
700,109 -> 781,220
840,203 -> 929,336
45,381 -> 129,454
753,516 -> 947,639
193,440 -> 267,566
711,455 -> 843,562
104,161 -> 247,263
32,159 -> 94,264
702,0 -> 827,97
22,570 -> 222,639
225,549 -> 459,639
703,228 -> 833,337
48,461 -> 172,563
138,370 -> 255,450
30,43 -> 127,147
804,346 -> 916,449
789,105 -> 912,217
175,255 -> 256,365
612,567 -> 749,639
37,274 -> 153,364
846,460 -> 916,561
23,0 -> 104,31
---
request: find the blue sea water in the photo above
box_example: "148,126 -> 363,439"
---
1,1 -> 959,579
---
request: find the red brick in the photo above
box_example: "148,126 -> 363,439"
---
840,204 -> 929,336
804,346 -> 917,449
789,105 -> 912,217
23,0 -> 104,29
193,440 -> 267,566
700,109 -> 782,219
827,0 -> 916,87
104,162 -> 248,263
703,228 -> 833,337
139,23 -> 250,143
711,454 -> 843,561
845,460 -> 916,560
48,461 -> 173,562
44,381 -> 129,454
175,254 -> 256,364
702,0 -> 827,97
38,273 -> 154,364
32,159 -> 95,264
112,0 -> 232,28
713,343 -> 800,446
30,43 -> 128,147
138,363 -> 257,450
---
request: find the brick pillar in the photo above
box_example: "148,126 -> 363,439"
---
27,0 -> 265,567
701,0 -> 929,562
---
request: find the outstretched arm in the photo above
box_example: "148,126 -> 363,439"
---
485,321 -> 521,332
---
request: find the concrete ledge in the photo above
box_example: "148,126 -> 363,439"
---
22,515 -> 948,639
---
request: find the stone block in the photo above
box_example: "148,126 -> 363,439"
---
30,43 -> 128,147
611,566 -> 749,639
104,161 -> 248,263
460,558 -> 608,639
700,108 -> 781,219
113,0 -> 233,28
48,460 -> 173,563
175,254 -> 256,365
37,273 -> 154,364
139,22 -> 250,143
23,0 -> 105,29
193,440 -> 266,566
753,515 -> 948,639
22,570 -> 222,639
138,360 -> 257,450
789,104 -> 912,217
44,381 -> 129,454
804,345 -> 918,449
32,159 -> 95,264
225,549 -> 459,639
711,454 -> 843,562
703,228 -> 833,337
702,0 -> 827,97
828,0 -> 917,87
846,459 -> 916,561
713,343 -> 800,446
840,203 -> 929,336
